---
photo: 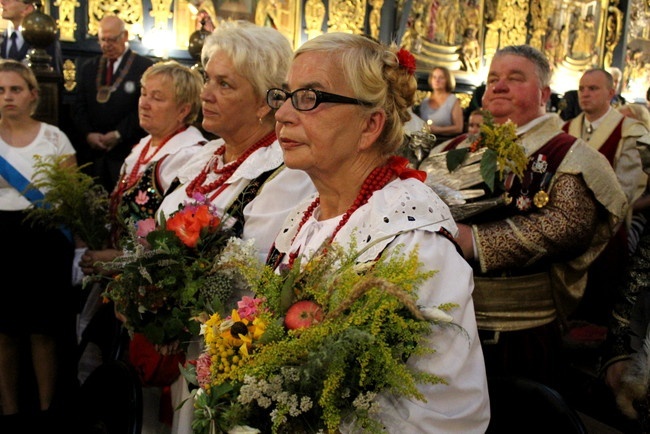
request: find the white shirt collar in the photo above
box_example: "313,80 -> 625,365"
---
8,26 -> 24,47
585,106 -> 612,130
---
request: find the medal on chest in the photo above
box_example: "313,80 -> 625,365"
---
95,52 -> 136,104
504,154 -> 553,212
96,85 -> 112,103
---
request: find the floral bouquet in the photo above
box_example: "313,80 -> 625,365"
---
98,195 -> 253,347
182,242 -> 462,434
26,154 -> 110,250
420,111 -> 528,221
445,111 -> 527,193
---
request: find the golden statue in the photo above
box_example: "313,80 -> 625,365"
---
461,27 -> 480,71
604,0 -> 623,67
570,14 -> 595,60
369,0 -> 384,40
305,0 -> 326,39
436,0 -> 460,45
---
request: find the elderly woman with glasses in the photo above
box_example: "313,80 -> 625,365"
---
266,32 -> 490,432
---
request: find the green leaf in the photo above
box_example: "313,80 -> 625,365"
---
144,322 -> 165,344
277,255 -> 304,315
147,228 -> 182,249
209,297 -> 226,316
446,148 -> 470,172
26,155 -> 110,249
480,149 -> 498,192
187,320 -> 201,337
179,361 -> 197,385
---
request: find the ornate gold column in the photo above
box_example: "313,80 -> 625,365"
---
54,0 -> 79,42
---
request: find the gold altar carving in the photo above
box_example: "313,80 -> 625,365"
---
87,0 -> 145,38
173,0 -> 202,50
255,0 -> 276,26
437,0 -> 462,45
255,0 -> 300,47
401,0 -> 488,72
328,0 -> 366,33
569,10 -> 596,59
603,0 -> 623,67
369,0 -> 384,40
63,59 -> 76,91
40,0 -> 636,96
54,0 -> 79,42
495,0 -> 528,48
622,0 -> 650,100
150,0 -> 174,30
305,0 -> 326,39
185,0 -> 299,49
75,0 -> 299,52
401,0 -> 613,89
529,0 -> 554,51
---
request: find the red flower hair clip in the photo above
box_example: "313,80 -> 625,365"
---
396,48 -> 416,75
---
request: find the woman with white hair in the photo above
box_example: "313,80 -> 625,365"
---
158,21 -> 316,434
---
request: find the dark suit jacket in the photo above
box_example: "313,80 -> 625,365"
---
0,30 -> 63,74
71,49 -> 154,191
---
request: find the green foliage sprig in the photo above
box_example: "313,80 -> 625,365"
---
27,155 -> 110,249
446,111 -> 528,192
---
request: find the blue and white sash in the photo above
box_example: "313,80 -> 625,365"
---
0,144 -> 45,203
0,145 -> 72,241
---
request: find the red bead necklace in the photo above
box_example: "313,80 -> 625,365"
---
110,125 -> 189,210
185,131 -> 276,199
287,162 -> 395,268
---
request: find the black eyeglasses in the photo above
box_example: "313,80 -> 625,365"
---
266,87 -> 372,111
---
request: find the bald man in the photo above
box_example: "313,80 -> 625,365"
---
71,15 -> 154,192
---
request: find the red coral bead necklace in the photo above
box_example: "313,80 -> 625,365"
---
110,125 -> 189,208
287,162 -> 395,268
185,131 -> 276,200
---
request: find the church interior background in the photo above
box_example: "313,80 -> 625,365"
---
2,0 -> 650,121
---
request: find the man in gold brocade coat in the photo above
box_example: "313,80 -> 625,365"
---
453,45 -> 628,388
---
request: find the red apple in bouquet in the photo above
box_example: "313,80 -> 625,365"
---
284,300 -> 324,330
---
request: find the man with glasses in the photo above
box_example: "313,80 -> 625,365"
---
70,14 -> 153,193
0,0 -> 62,73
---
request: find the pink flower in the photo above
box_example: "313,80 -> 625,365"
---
135,218 -> 156,247
136,218 -> 156,238
237,296 -> 264,321
195,352 -> 212,388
